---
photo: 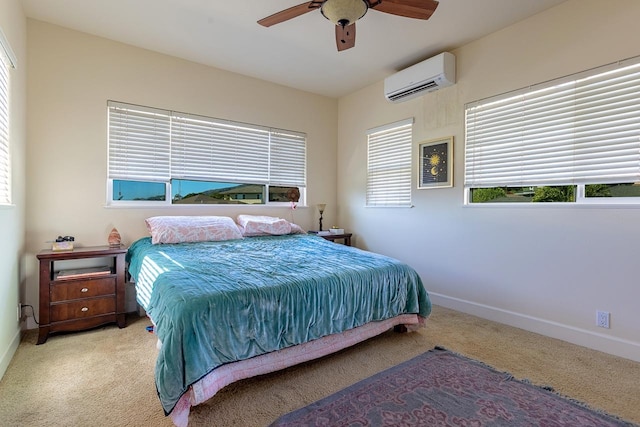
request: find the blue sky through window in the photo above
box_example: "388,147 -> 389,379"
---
112,179 -> 245,201
171,180 -> 241,199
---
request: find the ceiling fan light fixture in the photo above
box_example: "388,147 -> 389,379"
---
321,0 -> 368,27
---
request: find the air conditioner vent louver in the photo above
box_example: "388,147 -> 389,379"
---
384,52 -> 456,103
387,81 -> 438,101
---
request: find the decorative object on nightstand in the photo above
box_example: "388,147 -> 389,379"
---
317,203 -> 326,231
108,227 -> 122,247
36,245 -> 127,344
52,235 -> 74,251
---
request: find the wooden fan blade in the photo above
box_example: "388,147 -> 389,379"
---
370,0 -> 439,20
335,23 -> 356,51
258,2 -> 321,27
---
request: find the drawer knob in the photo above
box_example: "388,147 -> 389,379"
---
81,307 -> 89,312
81,288 -> 89,293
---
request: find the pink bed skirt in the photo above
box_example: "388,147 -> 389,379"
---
169,314 -> 424,427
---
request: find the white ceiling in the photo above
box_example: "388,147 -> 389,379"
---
21,0 -> 568,98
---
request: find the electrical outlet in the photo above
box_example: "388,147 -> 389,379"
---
596,310 -> 610,329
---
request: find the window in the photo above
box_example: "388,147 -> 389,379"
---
0,27 -> 17,206
107,101 -> 306,206
465,56 -> 640,204
366,118 -> 414,207
171,180 -> 264,204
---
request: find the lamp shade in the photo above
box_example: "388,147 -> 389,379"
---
317,203 -> 327,213
321,0 -> 368,27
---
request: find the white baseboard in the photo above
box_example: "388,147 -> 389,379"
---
429,292 -> 640,363
0,328 -> 21,381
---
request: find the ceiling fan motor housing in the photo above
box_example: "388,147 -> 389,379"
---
321,0 -> 368,27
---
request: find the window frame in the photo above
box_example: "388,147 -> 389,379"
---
106,101 -> 307,207
464,55 -> 640,206
366,118 -> 414,208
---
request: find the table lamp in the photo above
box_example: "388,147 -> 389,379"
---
317,203 -> 326,231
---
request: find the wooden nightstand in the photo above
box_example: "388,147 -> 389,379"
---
36,245 -> 127,344
320,232 -> 352,246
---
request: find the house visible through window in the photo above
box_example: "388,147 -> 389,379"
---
107,101 -> 306,206
465,55 -> 640,205
0,27 -> 17,206
366,118 -> 414,207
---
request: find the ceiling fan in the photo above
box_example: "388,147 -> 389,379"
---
258,0 -> 439,52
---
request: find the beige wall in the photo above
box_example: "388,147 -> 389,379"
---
0,0 -> 27,378
24,20 -> 338,328
337,0 -> 640,361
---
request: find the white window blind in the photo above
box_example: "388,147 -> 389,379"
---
108,101 -> 307,190
171,113 -> 270,183
108,102 -> 171,181
0,27 -> 16,205
270,130 -> 306,187
465,56 -> 640,188
366,118 -> 413,207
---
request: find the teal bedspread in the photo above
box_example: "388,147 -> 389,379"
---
126,234 -> 431,415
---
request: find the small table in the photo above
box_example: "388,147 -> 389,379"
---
36,245 -> 127,344
319,232 -> 352,246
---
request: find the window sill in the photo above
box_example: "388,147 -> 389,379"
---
463,202 -> 640,209
103,204 -> 309,209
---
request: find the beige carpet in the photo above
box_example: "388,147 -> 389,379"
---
0,305 -> 638,427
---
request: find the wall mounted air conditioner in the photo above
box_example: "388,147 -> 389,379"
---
384,52 -> 456,103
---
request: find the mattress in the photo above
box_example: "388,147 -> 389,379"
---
126,233 -> 431,416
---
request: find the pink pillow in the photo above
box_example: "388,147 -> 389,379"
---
236,215 -> 292,237
145,216 -> 243,244
289,223 -> 305,234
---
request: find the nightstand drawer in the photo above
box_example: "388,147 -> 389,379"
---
50,277 -> 116,302
50,297 -> 116,322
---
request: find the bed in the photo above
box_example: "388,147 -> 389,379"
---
126,216 -> 431,426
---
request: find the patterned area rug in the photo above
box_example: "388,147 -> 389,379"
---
270,346 -> 637,427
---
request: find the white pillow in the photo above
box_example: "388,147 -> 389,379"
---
236,215 -> 292,236
145,216 -> 243,244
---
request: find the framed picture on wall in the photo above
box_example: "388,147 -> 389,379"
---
418,137 -> 453,189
